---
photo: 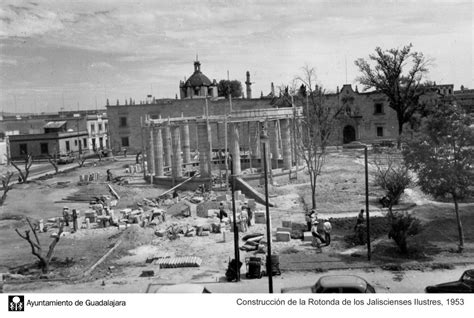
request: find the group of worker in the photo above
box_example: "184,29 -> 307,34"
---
62,206 -> 79,232
305,209 -> 332,251
218,201 -> 253,233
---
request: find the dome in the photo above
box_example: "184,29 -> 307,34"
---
185,72 -> 212,87
184,60 -> 214,87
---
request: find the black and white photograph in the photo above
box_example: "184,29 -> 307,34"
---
0,0 -> 473,311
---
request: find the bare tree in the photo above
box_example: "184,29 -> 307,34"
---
0,171 -> 14,205
15,218 -> 64,274
75,153 -> 87,167
47,155 -> 59,174
10,154 -> 33,183
294,66 -> 345,209
355,44 -> 431,148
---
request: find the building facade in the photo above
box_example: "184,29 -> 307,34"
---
8,121 -> 89,160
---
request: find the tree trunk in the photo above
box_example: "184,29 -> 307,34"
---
397,117 -> 404,149
311,172 -> 317,209
453,195 -> 464,253
41,259 -> 49,274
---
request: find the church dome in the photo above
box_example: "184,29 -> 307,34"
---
185,72 -> 212,87
184,60 -> 213,87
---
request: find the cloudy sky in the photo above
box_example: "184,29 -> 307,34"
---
0,0 -> 472,113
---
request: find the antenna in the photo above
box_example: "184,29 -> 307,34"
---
196,53 -> 198,61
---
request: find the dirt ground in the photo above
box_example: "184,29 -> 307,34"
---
1,151 -> 473,292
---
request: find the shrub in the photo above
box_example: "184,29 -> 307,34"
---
388,212 -> 422,254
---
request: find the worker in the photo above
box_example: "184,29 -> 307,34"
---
240,206 -> 248,232
62,207 -> 70,227
72,209 -> 78,232
173,190 -> 179,203
218,202 -> 228,222
311,220 -> 325,251
354,209 -> 365,230
305,209 -> 317,231
323,218 -> 332,246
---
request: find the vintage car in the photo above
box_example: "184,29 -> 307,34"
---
57,153 -> 75,164
282,275 -> 376,293
425,269 -> 474,293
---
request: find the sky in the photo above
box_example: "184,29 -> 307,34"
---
0,0 -> 472,113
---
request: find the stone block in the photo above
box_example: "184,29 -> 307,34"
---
254,211 -> 266,224
277,227 -> 292,233
221,230 -> 230,241
276,231 -> 291,242
196,201 -> 221,218
154,229 -> 166,237
118,224 -> 127,230
247,199 -> 256,210
216,194 -> 231,202
303,231 -> 313,242
207,209 -> 219,218
282,220 -> 292,228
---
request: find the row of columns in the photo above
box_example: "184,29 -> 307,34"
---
145,118 -> 293,181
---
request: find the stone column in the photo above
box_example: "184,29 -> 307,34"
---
163,124 -> 171,168
280,118 -> 292,170
181,121 -> 191,164
197,122 -> 211,178
171,125 -> 182,179
250,122 -> 260,159
147,127 -> 155,175
269,120 -> 280,168
230,123 -> 241,175
260,122 -> 272,184
154,127 -> 164,176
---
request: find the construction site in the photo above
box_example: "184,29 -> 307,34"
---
1,106 -> 473,294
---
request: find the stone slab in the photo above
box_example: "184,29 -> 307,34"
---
276,231 -> 291,242
303,231 -> 313,242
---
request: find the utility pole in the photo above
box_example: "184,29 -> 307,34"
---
261,125 -> 273,293
365,146 -> 371,261
229,154 -> 240,282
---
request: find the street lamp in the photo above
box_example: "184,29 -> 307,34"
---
260,124 -> 273,293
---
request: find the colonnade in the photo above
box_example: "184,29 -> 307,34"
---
143,111 -> 298,183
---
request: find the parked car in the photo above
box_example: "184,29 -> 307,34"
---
57,154 -> 74,164
343,141 -> 370,149
425,269 -> 474,293
282,275 -> 376,293
155,284 -> 211,293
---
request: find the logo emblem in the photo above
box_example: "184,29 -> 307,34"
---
8,295 -> 25,312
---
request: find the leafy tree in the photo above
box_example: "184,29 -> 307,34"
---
355,44 -> 430,147
403,102 -> 474,252
294,66 -> 345,209
217,80 -> 243,98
